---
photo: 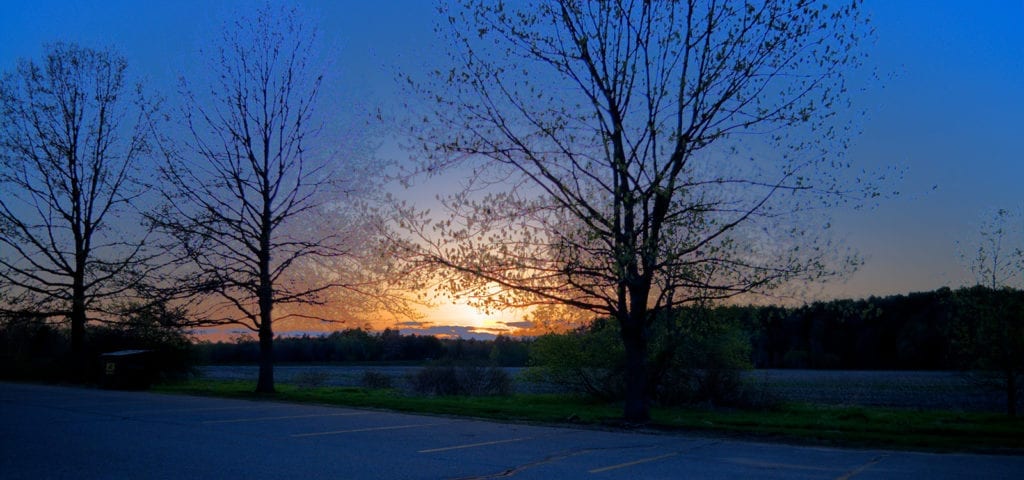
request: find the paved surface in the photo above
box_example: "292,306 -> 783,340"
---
1,382 -> 1022,479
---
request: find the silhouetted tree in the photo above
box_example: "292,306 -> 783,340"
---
403,0 -> 874,420
151,4 -> 394,393
0,43 -> 158,376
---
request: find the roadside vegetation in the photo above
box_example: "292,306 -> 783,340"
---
3,285 -> 1022,451
3,286 -> 1022,402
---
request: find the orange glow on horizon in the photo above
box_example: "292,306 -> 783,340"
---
191,299 -> 536,341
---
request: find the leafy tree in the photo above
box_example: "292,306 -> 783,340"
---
955,209 -> 1024,416
952,286 -> 1024,416
0,43 -> 158,376
404,0 -> 874,420
151,4 -> 396,393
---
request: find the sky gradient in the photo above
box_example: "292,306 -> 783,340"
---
2,0 -> 1022,337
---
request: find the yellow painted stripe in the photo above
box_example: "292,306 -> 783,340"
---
589,453 -> 679,474
291,422 -> 445,437
835,454 -> 888,480
419,437 -> 531,453
203,412 -> 370,424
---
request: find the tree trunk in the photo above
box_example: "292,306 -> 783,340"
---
620,319 -> 649,422
253,259 -> 274,390
256,311 -> 275,393
255,192 -> 275,393
70,273 -> 87,382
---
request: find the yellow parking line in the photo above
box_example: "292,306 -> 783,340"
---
203,412 -> 370,424
726,458 -> 833,472
835,454 -> 888,480
291,422 -> 445,437
419,437 -> 532,453
588,453 -> 679,474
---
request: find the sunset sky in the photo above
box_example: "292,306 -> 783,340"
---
2,1 -> 1022,338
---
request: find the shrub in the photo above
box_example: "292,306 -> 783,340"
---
408,364 -> 512,396
0,320 -> 70,381
360,370 -> 393,390
1,302 -> 194,384
651,314 -> 752,406
524,319 -> 624,400
526,309 -> 753,407
293,370 -> 330,388
87,303 -> 194,383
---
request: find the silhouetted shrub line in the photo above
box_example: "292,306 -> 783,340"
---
3,286 -> 1020,414
360,370 -> 393,390
408,364 -> 512,396
190,329 -> 532,367
184,287 -> 1018,374
0,303 -> 193,384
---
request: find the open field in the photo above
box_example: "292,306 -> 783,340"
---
196,366 -> 1008,412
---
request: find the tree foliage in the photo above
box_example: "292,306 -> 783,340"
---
527,311 -> 752,406
404,0 -> 874,420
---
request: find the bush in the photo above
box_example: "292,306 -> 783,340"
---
526,309 -> 753,407
651,313 -> 752,406
408,364 -> 512,396
524,320 -> 624,400
87,302 -> 194,383
0,302 -> 194,384
293,370 -> 330,388
360,370 -> 393,390
0,319 -> 70,381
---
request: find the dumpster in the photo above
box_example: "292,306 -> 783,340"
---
99,350 -> 153,390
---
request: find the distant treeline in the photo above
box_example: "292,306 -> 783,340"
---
749,287 -> 962,369
3,286 -> 1018,375
193,329 -> 531,367
193,286 -> 1018,371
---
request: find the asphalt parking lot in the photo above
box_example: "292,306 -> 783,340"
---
2,382 -> 1022,479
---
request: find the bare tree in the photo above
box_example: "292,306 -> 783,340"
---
151,4 -> 394,393
0,43 -> 157,375
404,0 -> 875,420
962,208 -> 1023,290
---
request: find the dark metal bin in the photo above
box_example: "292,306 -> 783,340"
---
99,349 -> 153,390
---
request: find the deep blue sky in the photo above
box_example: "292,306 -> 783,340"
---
2,1 -> 1022,334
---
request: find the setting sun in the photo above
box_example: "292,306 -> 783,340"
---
431,302 -> 494,329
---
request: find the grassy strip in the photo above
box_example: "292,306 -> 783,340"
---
155,379 -> 1024,453
650,405 -> 1023,452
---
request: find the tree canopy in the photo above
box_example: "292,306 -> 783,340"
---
0,43 -> 158,373
403,0 -> 875,421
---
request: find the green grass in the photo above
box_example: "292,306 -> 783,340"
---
649,404 -> 1024,452
154,379 -> 1024,453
